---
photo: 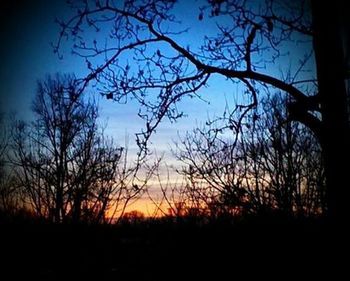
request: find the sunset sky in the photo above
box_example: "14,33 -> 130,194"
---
0,0 -> 314,215
0,0 -> 229,215
0,4 -> 345,278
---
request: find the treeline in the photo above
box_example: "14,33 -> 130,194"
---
0,75 -> 325,224
0,74 -> 156,224
155,93 -> 325,220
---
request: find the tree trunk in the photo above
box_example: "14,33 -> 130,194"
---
311,0 -> 350,223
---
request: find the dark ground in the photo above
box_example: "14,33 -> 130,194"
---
0,213 -> 347,280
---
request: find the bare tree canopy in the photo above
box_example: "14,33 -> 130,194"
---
55,0 -> 318,147
173,94 -> 325,217
9,74 -> 155,223
56,0 -> 350,220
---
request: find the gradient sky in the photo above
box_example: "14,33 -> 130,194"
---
0,0 -> 314,215
0,0 -> 242,153
0,0 -> 239,215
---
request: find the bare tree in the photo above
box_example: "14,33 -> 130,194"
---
10,74 -> 149,223
174,94 -> 325,217
55,0 -> 349,219
0,113 -> 20,213
147,164 -> 212,224
245,95 -> 325,215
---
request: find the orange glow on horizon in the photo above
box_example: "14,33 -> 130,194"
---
106,197 -> 168,220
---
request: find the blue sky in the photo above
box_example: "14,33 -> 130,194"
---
0,0 -> 315,160
0,0 -> 246,158
0,0 -> 316,214
0,0 -> 72,119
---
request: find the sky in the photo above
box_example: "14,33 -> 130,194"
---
0,0 -> 236,215
0,0 -> 238,147
0,0 -> 315,215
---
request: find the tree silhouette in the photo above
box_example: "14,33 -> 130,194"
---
0,113 -> 20,213
173,94 -> 324,217
56,0 -> 349,220
9,74 -> 143,223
